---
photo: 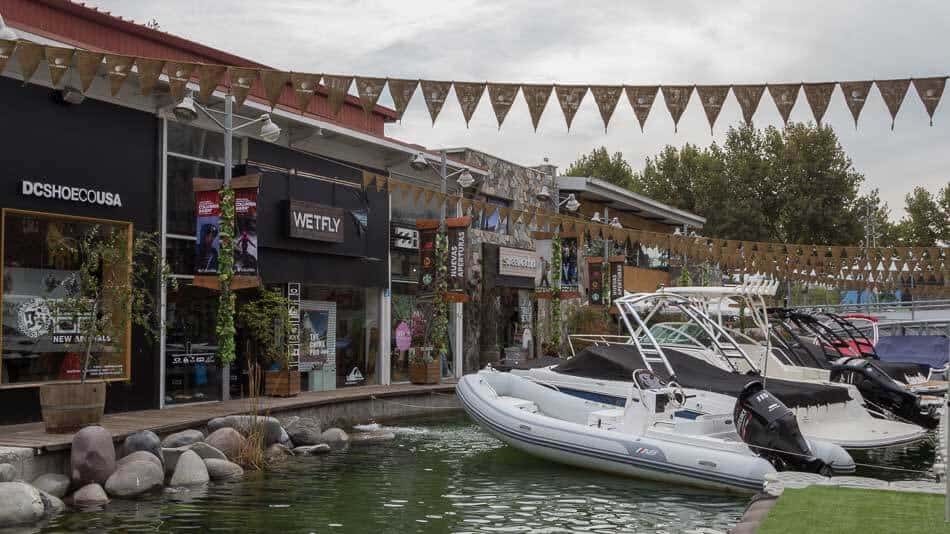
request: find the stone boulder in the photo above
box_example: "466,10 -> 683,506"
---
349,430 -> 396,446
70,426 -> 116,487
283,417 -> 323,446
0,463 -> 16,482
104,460 -> 164,498
0,481 -> 61,526
188,442 -> 228,462
161,429 -> 205,449
121,431 -> 164,466
320,428 -> 350,449
117,450 -> 163,472
203,459 -> 244,481
72,483 -> 109,506
169,450 -> 209,487
31,473 -> 70,499
264,444 -> 294,464
292,444 -> 331,456
205,428 -> 246,461
207,415 -> 285,446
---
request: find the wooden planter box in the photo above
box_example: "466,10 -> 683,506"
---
409,359 -> 441,385
264,370 -> 301,397
39,381 -> 106,434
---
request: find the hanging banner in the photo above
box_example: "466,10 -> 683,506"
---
416,221 -> 438,295
420,80 -> 452,124
355,76 -> 387,115
732,84 -> 765,126
446,217 -> 471,300
136,58 -> 165,97
555,85 -> 588,130
0,39 -> 15,75
387,78 -> 419,120
661,85 -> 693,132
228,67 -> 258,109
260,69 -> 291,109
588,258 -> 605,306
44,46 -> 74,87
323,74 -> 353,116
609,256 -> 625,302
840,80 -> 873,127
625,85 -> 659,131
876,79 -> 910,130
196,64 -> 227,104
15,41 -> 44,84
803,82 -> 836,125
234,185 -> 259,276
194,185 -> 223,277
487,83 -> 520,128
104,54 -> 135,96
75,50 -> 104,93
768,83 -> 800,125
913,77 -> 946,126
590,85 -> 623,130
696,85 -> 730,134
454,81 -> 486,126
193,176 -> 261,288
291,72 -> 321,112
166,62 -> 196,102
522,84 -> 553,131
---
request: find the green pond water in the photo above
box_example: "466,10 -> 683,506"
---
39,413 -> 937,534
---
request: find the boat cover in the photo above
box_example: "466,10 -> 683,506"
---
876,336 -> 950,371
553,344 -> 853,408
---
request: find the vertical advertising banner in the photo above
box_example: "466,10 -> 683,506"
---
588,258 -> 604,306
193,175 -> 261,289
195,189 -> 221,276
234,187 -> 259,276
446,217 -> 471,300
287,283 -> 301,370
417,223 -> 438,295
609,257 -> 625,302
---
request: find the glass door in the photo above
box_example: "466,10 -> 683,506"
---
299,300 -> 336,392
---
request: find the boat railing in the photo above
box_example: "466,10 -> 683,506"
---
567,334 -> 634,357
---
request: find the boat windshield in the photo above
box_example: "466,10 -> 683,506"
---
645,323 -> 713,349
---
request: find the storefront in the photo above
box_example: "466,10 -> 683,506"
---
0,76 -> 161,424
480,244 -> 538,362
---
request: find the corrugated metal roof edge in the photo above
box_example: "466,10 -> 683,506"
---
557,176 -> 706,227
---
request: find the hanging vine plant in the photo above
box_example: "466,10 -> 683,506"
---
549,233 -> 562,351
427,230 -> 450,362
217,186 -> 237,366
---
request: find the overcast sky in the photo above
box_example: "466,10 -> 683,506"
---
85,0 -> 950,219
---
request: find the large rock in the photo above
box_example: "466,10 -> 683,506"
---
31,473 -> 70,499
188,442 -> 228,462
320,428 -> 350,449
203,459 -> 244,481
0,481 -> 60,526
70,426 -> 116,486
169,450 -> 209,487
207,415 -> 285,446
163,442 -> 228,476
283,417 -> 323,446
121,431 -> 164,466
205,428 -> 246,461
72,483 -> 109,506
0,463 -> 16,482
292,444 -> 331,456
161,429 -> 205,449
264,444 -> 293,464
349,430 -> 396,446
117,450 -> 163,472
104,460 -> 164,498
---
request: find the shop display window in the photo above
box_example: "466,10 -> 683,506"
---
164,284 -> 221,404
1,210 -> 131,386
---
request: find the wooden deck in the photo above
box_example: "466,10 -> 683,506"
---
0,383 -> 456,452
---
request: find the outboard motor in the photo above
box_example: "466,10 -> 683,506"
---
734,381 -> 832,475
829,357 -> 939,429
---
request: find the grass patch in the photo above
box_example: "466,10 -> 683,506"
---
758,486 -> 945,534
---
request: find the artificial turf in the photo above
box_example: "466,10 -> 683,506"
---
757,486 -> 946,534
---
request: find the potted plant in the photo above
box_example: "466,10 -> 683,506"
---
410,231 -> 448,385
40,227 -> 170,433
236,287 -> 297,397
407,307 -> 439,384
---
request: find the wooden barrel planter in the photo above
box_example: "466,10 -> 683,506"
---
409,359 -> 441,385
264,370 -> 301,397
39,382 -> 106,433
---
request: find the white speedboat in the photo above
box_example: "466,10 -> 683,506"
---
458,368 -> 853,493
513,288 -> 929,449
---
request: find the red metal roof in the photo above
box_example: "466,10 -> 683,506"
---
1,0 -> 398,135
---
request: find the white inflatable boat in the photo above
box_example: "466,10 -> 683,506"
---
458,368 -> 854,493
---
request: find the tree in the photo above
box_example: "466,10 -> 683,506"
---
564,146 -> 635,189
895,186 -> 942,246
939,182 -> 950,243
853,189 -> 899,246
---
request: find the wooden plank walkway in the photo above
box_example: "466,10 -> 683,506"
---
0,383 -> 456,452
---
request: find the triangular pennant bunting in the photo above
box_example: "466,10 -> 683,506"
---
104,54 -> 134,96
840,80 -> 873,127
803,82 -> 836,125
625,86 -> 659,131
323,74 -> 353,116
875,79 -> 910,130
420,80 -> 452,124
555,85 -> 588,130
913,76 -> 946,126
589,85 -> 623,131
15,41 -> 45,84
194,64 -> 226,104
44,46 -> 74,87
135,58 -> 165,96
290,72 -> 321,112
387,78 -> 418,120
0,39 -> 15,74
165,62 -> 196,102
696,85 -> 730,134
260,69 -> 291,109
75,50 -> 104,93
355,76 -> 387,116
661,85 -> 693,132
732,85 -> 765,126
522,84 -> 553,131
228,67 -> 258,109
453,81 -> 486,126
487,83 -> 520,128
767,83 -> 800,125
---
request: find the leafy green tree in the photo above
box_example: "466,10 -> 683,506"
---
939,182 -> 950,243
853,189 -> 899,245
564,146 -> 635,189
895,186 -> 942,246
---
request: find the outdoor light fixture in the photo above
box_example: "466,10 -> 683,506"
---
564,193 -> 580,212
259,114 -> 281,142
536,184 -> 552,202
410,152 -> 429,170
172,92 -> 281,142
0,14 -> 17,41
610,217 -> 623,229
173,93 -> 198,122
591,212 -> 602,223
457,170 -> 475,189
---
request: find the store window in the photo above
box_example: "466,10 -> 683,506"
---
1,210 -> 131,386
477,196 -> 510,234
302,285 -> 378,387
164,284 -> 221,404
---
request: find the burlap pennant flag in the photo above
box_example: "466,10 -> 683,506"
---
696,85 -> 730,134
803,82 -> 836,125
767,83 -> 800,126
387,78 -> 418,120
419,80 -> 451,124
195,64 -> 227,104
0,39 -> 16,74
876,79 -> 910,130
15,41 -> 45,84
913,77 -> 947,126
259,69 -> 290,109
453,81 -> 486,127
840,81 -> 873,127
104,54 -> 134,96
44,46 -> 74,87
228,67 -> 258,109
135,58 -> 165,97
362,172 -> 375,189
661,85 -> 693,132
323,75 -> 353,116
555,85 -> 588,130
590,85 -> 623,131
165,62 -> 196,102
75,50 -> 104,93
376,176 -> 388,193
624,86 -> 659,132
522,84 -> 553,131
355,76 -> 387,116
732,85 -> 765,126
487,83 -> 520,128
290,72 -> 321,112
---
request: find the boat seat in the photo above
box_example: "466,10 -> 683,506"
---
496,396 -> 539,414
587,408 -> 624,431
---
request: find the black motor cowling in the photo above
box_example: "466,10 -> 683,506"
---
733,381 -> 830,475
829,357 -> 939,430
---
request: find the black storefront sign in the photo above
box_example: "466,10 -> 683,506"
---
610,257 -> 625,301
447,223 -> 467,294
588,259 -> 604,305
288,200 -> 345,242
